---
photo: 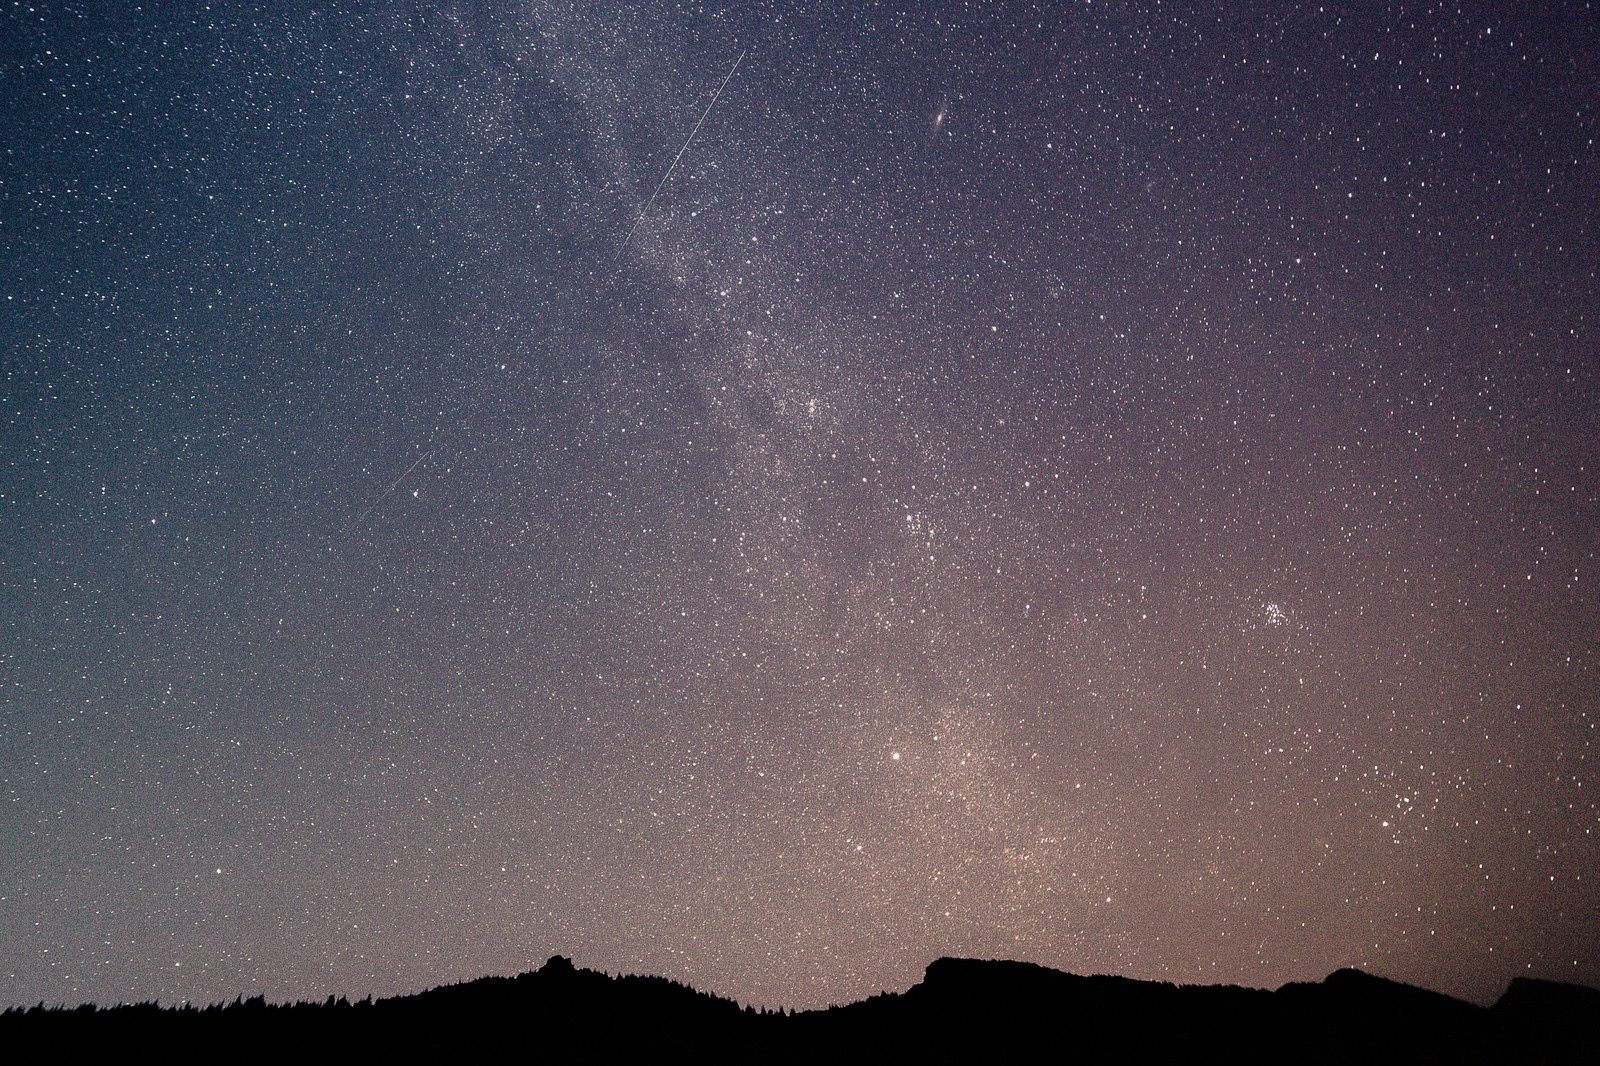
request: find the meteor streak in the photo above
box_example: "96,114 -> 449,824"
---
616,49 -> 747,261
342,449 -> 432,538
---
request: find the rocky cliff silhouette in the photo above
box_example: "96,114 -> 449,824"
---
5,955 -> 1596,1062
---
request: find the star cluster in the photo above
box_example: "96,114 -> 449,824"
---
2,1 -> 1596,1010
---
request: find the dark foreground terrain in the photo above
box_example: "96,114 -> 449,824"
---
5,955 -> 1597,1062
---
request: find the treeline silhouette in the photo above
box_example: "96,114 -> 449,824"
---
5,955 -> 1597,1062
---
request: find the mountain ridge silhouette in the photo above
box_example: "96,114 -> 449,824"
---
5,955 -> 1596,1062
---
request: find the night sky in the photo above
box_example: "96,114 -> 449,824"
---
4,1 -> 1598,1012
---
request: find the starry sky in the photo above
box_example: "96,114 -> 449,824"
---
3,1 -> 1598,1012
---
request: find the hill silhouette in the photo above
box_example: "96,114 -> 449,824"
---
5,955 -> 1596,1062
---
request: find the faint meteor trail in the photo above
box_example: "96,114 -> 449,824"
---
340,52 -> 746,545
342,449 -> 432,538
616,48 -> 747,261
